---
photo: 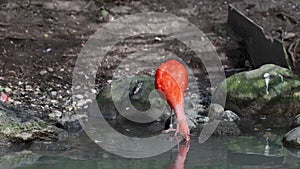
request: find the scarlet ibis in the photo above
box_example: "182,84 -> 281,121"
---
155,59 -> 190,141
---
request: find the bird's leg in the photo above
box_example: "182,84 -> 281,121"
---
162,108 -> 176,134
169,108 -> 174,129
174,123 -> 179,137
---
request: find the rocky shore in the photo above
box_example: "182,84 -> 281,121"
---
0,0 -> 300,158
2,63 -> 300,150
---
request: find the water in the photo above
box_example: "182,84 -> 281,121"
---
2,130 -> 300,169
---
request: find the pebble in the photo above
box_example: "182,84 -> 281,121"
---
154,37 -> 162,41
65,106 -> 73,112
51,91 -> 57,96
76,99 -> 92,107
39,70 -> 48,75
47,67 -> 54,72
74,85 -> 81,90
43,105 -> 50,110
75,94 -> 84,99
14,101 -> 22,105
30,104 -> 37,107
50,100 -> 59,104
45,48 -> 52,53
48,110 -> 62,118
208,103 -> 224,120
25,85 -> 33,91
90,89 -> 97,94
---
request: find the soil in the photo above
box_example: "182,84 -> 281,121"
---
0,0 -> 299,124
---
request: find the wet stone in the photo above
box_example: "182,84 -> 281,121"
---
0,102 -> 67,143
283,127 -> 300,148
220,110 -> 240,122
51,91 -> 57,96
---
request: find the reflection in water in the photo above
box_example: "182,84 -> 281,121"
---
168,141 -> 190,169
264,137 -> 270,156
228,151 -> 284,167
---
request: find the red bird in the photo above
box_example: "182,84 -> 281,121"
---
155,59 -> 190,141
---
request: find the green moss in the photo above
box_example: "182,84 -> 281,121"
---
0,121 -> 47,134
221,64 -> 300,102
215,64 -> 300,116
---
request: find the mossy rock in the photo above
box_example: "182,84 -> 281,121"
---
96,75 -> 167,137
0,102 -> 66,143
96,75 -> 166,121
216,64 -> 300,121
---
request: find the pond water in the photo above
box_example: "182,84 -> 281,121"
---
2,130 -> 300,169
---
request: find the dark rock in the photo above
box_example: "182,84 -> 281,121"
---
28,141 -> 70,152
221,110 -> 240,122
214,109 -> 241,136
213,121 -> 241,136
207,103 -> 224,120
198,104 -> 241,136
282,127 -> 300,148
56,119 -> 82,134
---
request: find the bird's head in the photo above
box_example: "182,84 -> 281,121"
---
178,120 -> 190,141
184,133 -> 190,142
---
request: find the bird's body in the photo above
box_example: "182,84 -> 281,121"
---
155,60 -> 190,141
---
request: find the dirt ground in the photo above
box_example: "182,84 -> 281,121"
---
0,0 -> 299,122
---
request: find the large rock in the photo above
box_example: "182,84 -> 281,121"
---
0,102 -> 66,143
215,64 -> 300,127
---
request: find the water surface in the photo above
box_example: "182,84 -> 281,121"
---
2,130 -> 300,169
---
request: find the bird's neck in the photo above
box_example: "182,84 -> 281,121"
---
174,105 -> 187,121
